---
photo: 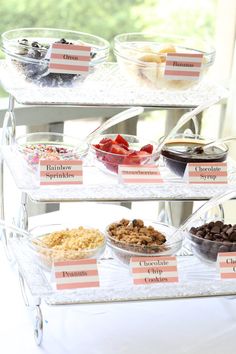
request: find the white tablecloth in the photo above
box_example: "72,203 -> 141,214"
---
1,204 -> 236,354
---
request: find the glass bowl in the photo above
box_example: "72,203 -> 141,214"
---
113,33 -> 215,90
15,132 -> 89,172
160,133 -> 228,177
90,133 -> 159,175
24,223 -> 106,271
1,27 -> 110,87
186,220 -> 236,263
106,218 -> 183,265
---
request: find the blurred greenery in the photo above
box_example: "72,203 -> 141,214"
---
0,0 -> 217,41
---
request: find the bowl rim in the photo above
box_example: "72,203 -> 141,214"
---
15,131 -> 89,157
160,133 -> 229,159
25,223 -> 106,254
1,27 -> 110,65
90,133 -> 159,157
114,48 -> 213,70
113,32 -> 216,56
1,27 -> 110,48
106,219 -> 183,254
187,228 -> 236,245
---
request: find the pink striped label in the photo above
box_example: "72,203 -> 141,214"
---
218,253 -> 236,280
40,160 -> 83,185
185,162 -> 228,184
49,43 -> 91,75
164,52 -> 203,80
118,165 -> 163,184
130,256 -> 178,285
53,259 -> 99,290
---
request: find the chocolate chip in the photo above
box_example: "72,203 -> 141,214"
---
189,220 -> 236,261
230,232 -> 236,242
196,230 -> 205,237
226,227 -> 234,236
215,221 -> 224,229
211,226 -> 221,234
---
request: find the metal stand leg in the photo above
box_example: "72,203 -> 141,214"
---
18,270 -> 43,345
16,192 -> 29,231
0,96 -> 16,259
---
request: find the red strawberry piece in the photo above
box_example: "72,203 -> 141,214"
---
123,151 -> 150,165
115,134 -> 129,147
99,140 -> 113,152
99,137 -> 113,144
140,144 -> 153,154
93,144 -> 101,149
110,144 -> 129,155
118,143 -> 129,151
123,151 -> 141,165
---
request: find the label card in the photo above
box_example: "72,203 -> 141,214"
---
218,253 -> 236,279
130,256 -> 178,285
118,165 -> 163,184
48,43 -> 91,75
185,162 -> 228,184
53,259 -> 99,290
164,52 -> 203,81
40,160 -> 83,185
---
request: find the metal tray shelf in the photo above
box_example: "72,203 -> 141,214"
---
9,237 -> 236,305
2,146 -> 236,202
0,61 -> 228,108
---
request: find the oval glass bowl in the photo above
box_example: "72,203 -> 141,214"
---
16,132 -> 89,172
113,33 -> 215,90
160,133 -> 228,177
186,222 -> 236,263
1,27 -> 110,87
106,219 -> 183,265
25,223 -> 106,271
90,133 -> 159,175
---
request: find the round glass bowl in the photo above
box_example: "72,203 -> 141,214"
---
90,133 -> 159,175
113,33 -> 215,90
1,27 -> 110,87
16,132 -> 89,172
25,223 -> 106,271
160,133 -> 228,177
186,220 -> 236,263
106,218 -> 183,265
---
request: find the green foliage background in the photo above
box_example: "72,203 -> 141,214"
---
0,0 -> 217,41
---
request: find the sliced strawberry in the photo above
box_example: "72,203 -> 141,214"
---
99,140 -> 113,152
118,143 -> 129,151
123,151 -> 150,165
115,134 -> 129,147
110,144 -> 129,155
123,151 -> 141,165
93,144 -> 101,149
99,137 -> 113,144
140,144 -> 153,154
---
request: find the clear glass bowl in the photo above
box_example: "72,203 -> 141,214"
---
1,27 -> 110,87
24,223 -> 106,271
16,132 -> 89,171
160,133 -> 228,177
106,219 -> 183,265
90,133 -> 159,175
186,222 -> 236,263
113,33 -> 215,90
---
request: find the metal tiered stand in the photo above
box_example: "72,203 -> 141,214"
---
1,62 -> 236,345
